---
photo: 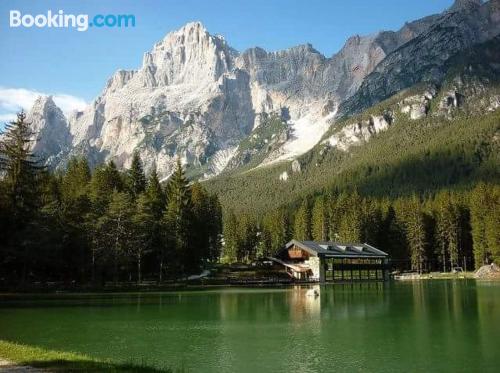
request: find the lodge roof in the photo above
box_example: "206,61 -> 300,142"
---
285,240 -> 389,259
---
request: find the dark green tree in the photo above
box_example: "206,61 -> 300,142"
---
132,193 -> 155,283
145,165 -> 167,280
163,159 -> 194,275
96,191 -> 134,282
294,198 -> 312,241
470,183 -> 490,268
89,161 -> 124,214
223,211 -> 239,263
402,196 -> 427,273
60,157 -> 92,281
0,112 -> 43,281
312,195 -> 329,241
127,152 -> 146,199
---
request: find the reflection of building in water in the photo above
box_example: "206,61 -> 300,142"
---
272,240 -> 390,283
288,285 -> 321,322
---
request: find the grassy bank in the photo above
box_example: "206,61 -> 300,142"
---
0,340 -> 173,372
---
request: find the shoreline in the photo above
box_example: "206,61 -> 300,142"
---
0,357 -> 46,372
0,341 -> 171,372
1,276 -> 496,296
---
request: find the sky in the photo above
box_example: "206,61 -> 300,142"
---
0,0 -> 455,123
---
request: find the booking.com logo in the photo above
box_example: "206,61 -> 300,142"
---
9,10 -> 135,32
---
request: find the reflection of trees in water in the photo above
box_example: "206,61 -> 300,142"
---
217,289 -> 294,321
319,282 -> 389,321
476,281 -> 500,369
407,280 -> 485,371
208,283 -> 500,372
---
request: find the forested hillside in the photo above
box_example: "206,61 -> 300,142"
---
205,39 -> 500,270
0,113 -> 222,286
1,36 -> 499,282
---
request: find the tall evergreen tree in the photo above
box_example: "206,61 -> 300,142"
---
191,182 -> 211,262
312,196 -> 329,241
127,152 -> 146,199
470,183 -> 490,268
60,157 -> 92,281
484,185 -> 500,265
132,193 -> 155,283
61,157 -> 91,202
89,161 -> 124,214
145,165 -> 167,280
403,196 -> 427,273
336,192 -> 363,243
207,194 -> 223,262
294,198 -> 312,241
0,112 -> 43,221
97,191 -> 134,282
262,208 -> 290,256
237,215 -> 258,262
223,210 -> 239,263
0,112 -> 43,281
163,159 -> 194,275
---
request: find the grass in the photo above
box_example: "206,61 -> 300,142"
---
0,340 -> 174,372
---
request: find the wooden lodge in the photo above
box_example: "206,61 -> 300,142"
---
272,240 -> 390,283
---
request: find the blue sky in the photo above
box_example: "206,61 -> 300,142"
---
0,0 -> 454,121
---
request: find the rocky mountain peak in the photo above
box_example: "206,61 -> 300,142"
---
449,0 -> 482,12
140,21 -> 236,87
27,95 -> 71,162
29,3 -> 500,180
30,95 -> 58,113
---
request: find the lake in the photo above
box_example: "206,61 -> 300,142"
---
0,280 -> 499,372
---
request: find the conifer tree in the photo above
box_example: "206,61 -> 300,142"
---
146,165 -> 165,213
0,112 -> 43,221
207,194 -> 223,262
484,185 -> 500,265
145,165 -> 167,280
127,152 -> 146,199
89,161 -> 124,214
223,211 -> 239,263
237,215 -> 258,262
312,196 -> 329,241
132,193 -> 155,283
435,192 -> 449,272
403,196 -> 427,273
0,112 -> 43,281
163,159 -> 194,275
191,182 -> 211,262
470,183 -> 490,268
60,157 -> 92,280
294,198 -> 312,241
97,191 -> 134,282
61,157 -> 91,202
336,192 -> 363,243
263,208 -> 290,256
378,203 -> 406,260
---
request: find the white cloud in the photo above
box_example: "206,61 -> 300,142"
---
0,87 -> 87,120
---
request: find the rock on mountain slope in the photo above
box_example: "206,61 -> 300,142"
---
29,0 -> 500,180
203,35 -> 500,214
339,0 -> 500,116
27,96 -> 72,166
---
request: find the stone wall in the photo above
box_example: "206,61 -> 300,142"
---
305,256 -> 325,282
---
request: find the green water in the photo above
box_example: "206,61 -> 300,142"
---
0,281 -> 499,372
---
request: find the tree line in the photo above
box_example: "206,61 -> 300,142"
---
0,112 -> 498,286
223,187 -> 499,271
0,113 -> 222,286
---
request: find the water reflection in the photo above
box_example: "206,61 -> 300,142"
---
0,282 -> 499,373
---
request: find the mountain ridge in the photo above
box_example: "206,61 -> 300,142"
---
28,0 -> 499,181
